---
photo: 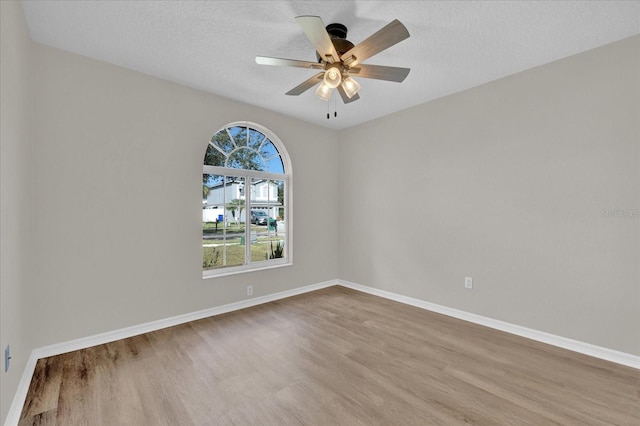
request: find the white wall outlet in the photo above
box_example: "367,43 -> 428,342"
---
247,285 -> 253,296
465,277 -> 473,289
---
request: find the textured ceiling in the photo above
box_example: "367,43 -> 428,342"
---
21,1 -> 640,130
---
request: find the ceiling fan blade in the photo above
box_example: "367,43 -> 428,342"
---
349,64 -> 410,82
295,15 -> 340,63
285,72 -> 324,96
337,85 -> 360,104
340,19 -> 409,67
255,56 -> 324,70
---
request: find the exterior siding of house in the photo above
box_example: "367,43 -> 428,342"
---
203,180 -> 280,222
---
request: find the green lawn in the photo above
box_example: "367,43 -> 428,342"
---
203,221 -> 284,269
203,221 -> 268,234
203,237 -> 285,269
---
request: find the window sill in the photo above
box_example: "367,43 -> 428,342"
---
202,260 -> 292,279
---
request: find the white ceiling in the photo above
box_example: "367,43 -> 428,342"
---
21,1 -> 640,130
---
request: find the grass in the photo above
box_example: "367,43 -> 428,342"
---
203,236 -> 285,270
202,221 -> 284,269
202,221 -> 267,234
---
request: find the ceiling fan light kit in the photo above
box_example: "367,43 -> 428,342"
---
256,15 -> 410,108
341,76 -> 361,99
315,82 -> 332,101
323,65 -> 342,88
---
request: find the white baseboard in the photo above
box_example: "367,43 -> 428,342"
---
337,279 -> 640,370
32,279 -> 338,360
4,354 -> 39,426
7,278 -> 639,426
3,279 -> 338,426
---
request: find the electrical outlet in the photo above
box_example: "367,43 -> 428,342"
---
465,277 -> 473,289
5,345 -> 10,373
247,285 -> 253,296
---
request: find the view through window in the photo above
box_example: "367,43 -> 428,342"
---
202,122 -> 290,277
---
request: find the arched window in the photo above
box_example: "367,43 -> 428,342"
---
202,122 -> 291,277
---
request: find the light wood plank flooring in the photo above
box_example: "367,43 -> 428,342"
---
20,286 -> 639,425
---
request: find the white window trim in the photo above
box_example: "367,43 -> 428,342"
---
202,122 -> 292,278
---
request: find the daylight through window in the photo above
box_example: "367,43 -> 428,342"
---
202,122 -> 291,277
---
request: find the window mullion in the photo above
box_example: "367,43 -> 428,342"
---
257,134 -> 268,151
226,128 -> 237,149
203,122 -> 290,278
221,175 -> 227,266
245,173 -> 251,265
210,142 -> 227,157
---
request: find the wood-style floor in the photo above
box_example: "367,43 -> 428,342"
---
19,286 -> 639,425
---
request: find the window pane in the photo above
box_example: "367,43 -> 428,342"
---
208,127 -> 284,174
261,140 -> 284,174
228,126 -> 247,147
266,156 -> 284,174
203,123 -> 289,277
249,178 -> 285,263
211,131 -> 234,159
248,128 -> 266,150
269,179 -> 286,259
203,174 -> 246,270
226,147 -> 266,171
204,144 -> 226,166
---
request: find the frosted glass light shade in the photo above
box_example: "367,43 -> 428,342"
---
341,77 -> 361,98
315,83 -> 332,101
323,68 -> 342,88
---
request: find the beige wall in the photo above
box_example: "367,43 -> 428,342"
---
1,3 -> 638,421
1,5 -> 340,419
26,43 -> 340,348
0,1 -> 33,421
339,35 -> 640,355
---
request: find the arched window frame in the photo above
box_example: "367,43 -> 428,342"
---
202,121 -> 292,278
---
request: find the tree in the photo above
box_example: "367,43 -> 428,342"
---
204,135 -> 227,167
277,181 -> 285,220
205,127 -> 265,171
226,199 -> 245,223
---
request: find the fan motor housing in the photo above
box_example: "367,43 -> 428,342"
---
316,23 -> 355,62
326,23 -> 347,39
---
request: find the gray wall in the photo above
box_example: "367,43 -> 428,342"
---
339,35 -> 640,355
26,43 -> 340,347
0,1 -> 33,422
1,3 -> 340,419
2,2 -> 638,421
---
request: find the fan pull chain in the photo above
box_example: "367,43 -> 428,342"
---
327,95 -> 330,119
325,92 -> 338,119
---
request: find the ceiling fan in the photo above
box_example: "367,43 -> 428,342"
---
255,16 -> 410,104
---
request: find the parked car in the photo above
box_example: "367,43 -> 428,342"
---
250,210 -> 269,225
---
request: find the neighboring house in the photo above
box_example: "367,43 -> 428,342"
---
203,179 -> 281,223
